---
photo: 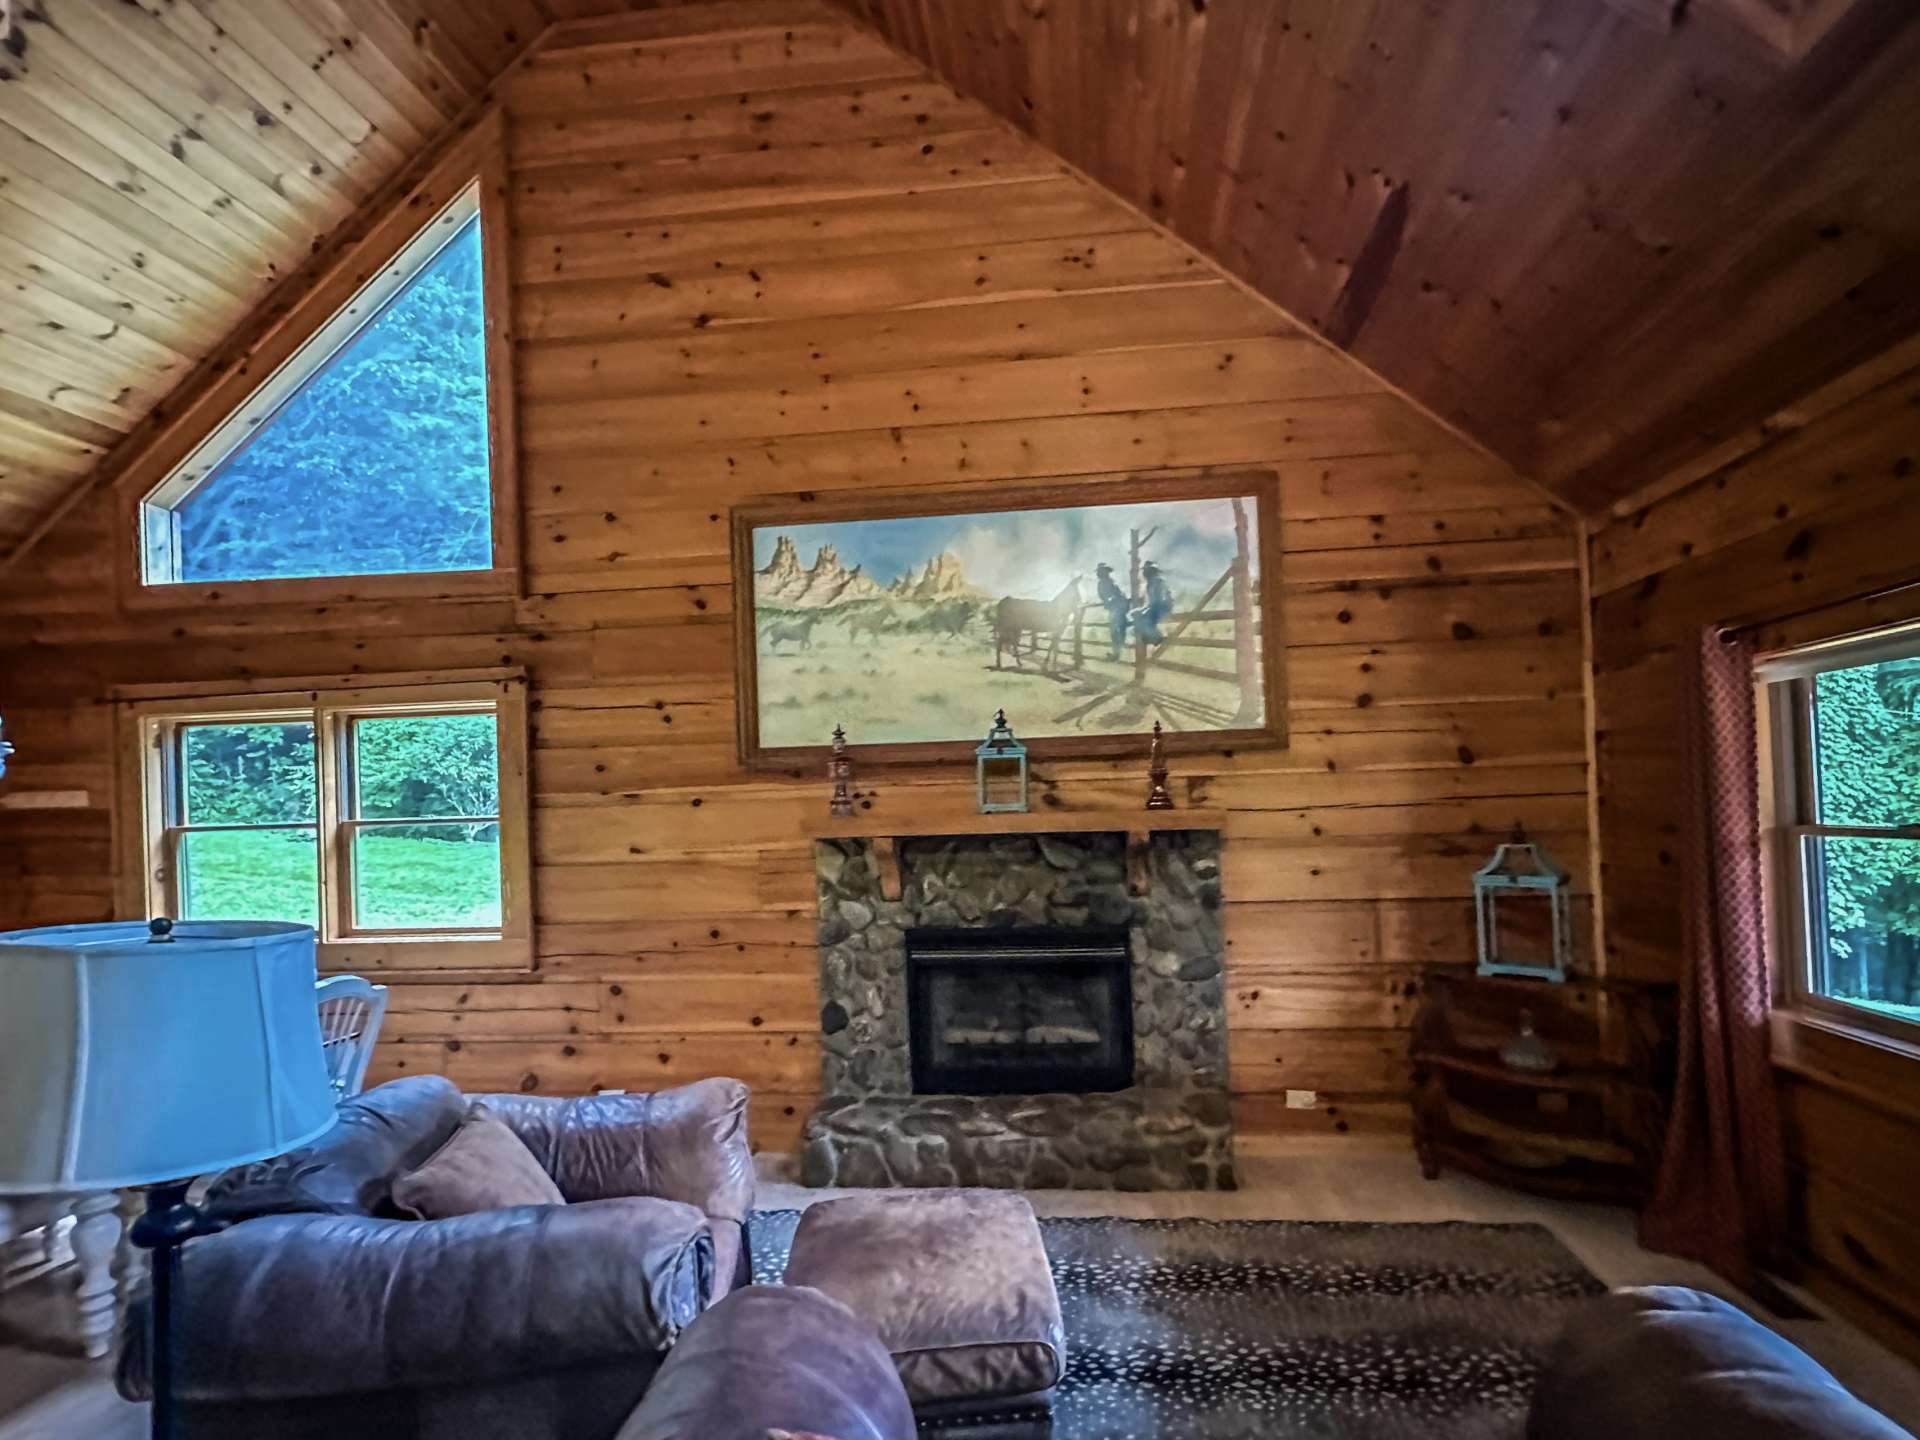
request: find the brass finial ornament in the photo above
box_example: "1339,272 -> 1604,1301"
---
828,724 -> 855,817
1145,720 -> 1174,810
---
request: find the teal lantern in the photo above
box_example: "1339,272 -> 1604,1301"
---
975,709 -> 1029,814
1474,842 -> 1572,982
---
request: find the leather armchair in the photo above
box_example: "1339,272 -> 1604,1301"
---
483,1083 -> 756,1292
117,1074 -> 755,1440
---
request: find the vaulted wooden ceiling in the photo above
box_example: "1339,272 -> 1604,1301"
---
841,0 -> 1920,512
2,0 -> 1919,562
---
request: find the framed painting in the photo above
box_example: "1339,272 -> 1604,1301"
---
731,471 -> 1285,766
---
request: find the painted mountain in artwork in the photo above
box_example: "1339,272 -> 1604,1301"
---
887,551 -> 987,602
756,536 -> 888,608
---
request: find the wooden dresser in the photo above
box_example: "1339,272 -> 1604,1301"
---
1411,971 -> 1675,1204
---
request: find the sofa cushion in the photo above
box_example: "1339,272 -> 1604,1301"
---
205,1074 -> 466,1220
782,1192 -> 1066,1409
393,1103 -> 566,1219
1528,1286 -> 1913,1440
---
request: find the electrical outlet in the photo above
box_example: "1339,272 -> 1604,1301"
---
1285,1089 -> 1318,1109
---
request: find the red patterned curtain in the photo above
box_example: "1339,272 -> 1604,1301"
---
1639,627 -> 1788,1285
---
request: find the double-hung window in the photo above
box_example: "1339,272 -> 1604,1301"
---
1763,628 -> 1920,1040
123,676 -> 531,969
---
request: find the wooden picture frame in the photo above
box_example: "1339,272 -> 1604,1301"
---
731,470 -> 1286,768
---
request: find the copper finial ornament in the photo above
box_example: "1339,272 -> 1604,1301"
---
1145,721 -> 1174,810
828,724 -> 855,817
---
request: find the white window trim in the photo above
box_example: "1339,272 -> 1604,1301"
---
116,673 -> 533,973
139,182 -> 486,588
1761,621 -> 1920,1045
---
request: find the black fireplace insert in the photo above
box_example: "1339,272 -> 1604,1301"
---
906,926 -> 1133,1095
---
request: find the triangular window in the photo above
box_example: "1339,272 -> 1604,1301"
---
141,184 -> 495,586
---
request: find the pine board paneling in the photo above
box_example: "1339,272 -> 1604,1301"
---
9,0 -> 1920,554
0,8 -> 1588,1158
1591,350 -> 1920,1354
841,0 -> 1920,511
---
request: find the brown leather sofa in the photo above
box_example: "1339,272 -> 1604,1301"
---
117,1074 -> 755,1440
1529,1286 -> 1914,1440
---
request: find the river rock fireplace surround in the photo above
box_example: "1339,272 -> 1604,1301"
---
801,818 -> 1235,1191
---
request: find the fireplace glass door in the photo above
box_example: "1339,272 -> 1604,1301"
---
906,927 -> 1132,1095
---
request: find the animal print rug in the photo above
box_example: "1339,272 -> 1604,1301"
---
748,1211 -> 1604,1440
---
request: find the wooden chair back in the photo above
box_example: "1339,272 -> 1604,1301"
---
316,974 -> 390,1100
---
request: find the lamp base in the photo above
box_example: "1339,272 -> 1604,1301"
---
129,1182 -> 224,1440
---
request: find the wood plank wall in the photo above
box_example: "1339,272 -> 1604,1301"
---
0,6 -> 1587,1158
1590,342 -> 1920,1358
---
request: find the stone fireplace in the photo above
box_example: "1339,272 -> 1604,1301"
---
801,824 -> 1235,1190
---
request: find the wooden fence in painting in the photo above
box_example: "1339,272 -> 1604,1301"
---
1047,496 -> 1263,727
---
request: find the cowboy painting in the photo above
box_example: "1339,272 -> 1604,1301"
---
741,486 -> 1270,750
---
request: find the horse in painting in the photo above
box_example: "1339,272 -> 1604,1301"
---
762,612 -> 828,653
992,577 -> 1083,672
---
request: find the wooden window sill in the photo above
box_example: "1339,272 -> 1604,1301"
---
1771,1009 -> 1920,1126
121,567 -> 520,614
317,937 -> 533,975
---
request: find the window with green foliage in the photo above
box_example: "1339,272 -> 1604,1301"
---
140,185 -> 495,587
175,719 -> 323,927
345,712 -> 503,931
1767,633 -> 1920,1037
130,680 -> 529,963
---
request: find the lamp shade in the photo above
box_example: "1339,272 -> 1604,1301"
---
0,921 -> 337,1194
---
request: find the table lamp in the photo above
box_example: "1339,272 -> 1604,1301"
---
0,918 -> 338,1440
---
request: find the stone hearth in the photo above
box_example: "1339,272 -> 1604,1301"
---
803,1091 -> 1233,1190
801,830 -> 1235,1190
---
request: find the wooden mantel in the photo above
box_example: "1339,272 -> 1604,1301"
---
802,807 -> 1227,900
802,808 -> 1226,840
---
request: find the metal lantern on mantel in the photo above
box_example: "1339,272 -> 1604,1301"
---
976,709 -> 1029,814
1473,842 -> 1572,982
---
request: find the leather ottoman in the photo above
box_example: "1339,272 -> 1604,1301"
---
784,1192 -> 1066,1436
